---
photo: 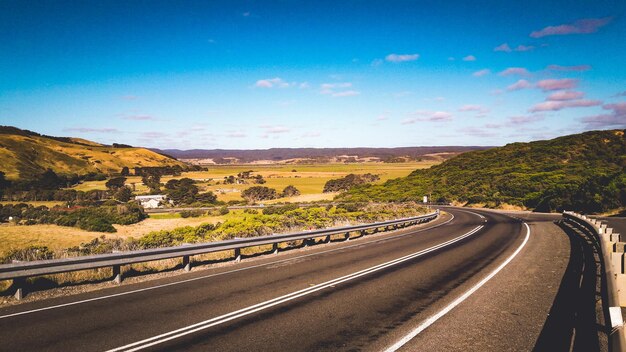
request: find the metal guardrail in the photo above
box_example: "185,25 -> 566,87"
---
1,210 -> 439,300
562,211 -> 626,351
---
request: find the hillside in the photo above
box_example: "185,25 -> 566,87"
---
154,146 -> 491,164
0,126 -> 187,180
341,130 -> 626,213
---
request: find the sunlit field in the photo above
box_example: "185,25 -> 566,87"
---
69,161 -> 438,202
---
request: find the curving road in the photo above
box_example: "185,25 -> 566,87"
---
0,208 -> 603,351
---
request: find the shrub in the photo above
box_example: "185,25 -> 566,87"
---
281,185 -> 301,198
241,186 -> 278,202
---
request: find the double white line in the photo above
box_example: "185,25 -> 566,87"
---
107,224 -> 483,352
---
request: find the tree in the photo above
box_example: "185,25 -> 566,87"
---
223,175 -> 236,184
254,175 -> 266,184
164,178 -> 217,204
281,185 -> 301,197
114,186 -> 134,202
38,169 -> 64,190
105,177 -> 127,190
141,174 -> 161,193
120,167 -> 130,176
241,186 -> 278,202
0,171 -> 10,199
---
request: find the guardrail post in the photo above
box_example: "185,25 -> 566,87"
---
345,232 -> 351,241
325,235 -> 331,243
112,265 -> 122,284
13,278 -> 24,300
182,255 -> 191,272
360,230 -> 367,237
272,242 -> 279,255
234,248 -> 242,262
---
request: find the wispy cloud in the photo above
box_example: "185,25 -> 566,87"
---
462,127 -> 497,138
494,43 -> 512,52
546,64 -> 591,72
385,53 -> 419,63
332,90 -> 360,97
320,82 -> 359,97
261,125 -> 290,134
530,17 -> 612,38
514,44 -> 535,52
122,115 -> 155,121
302,131 -> 321,138
255,77 -> 290,88
494,43 -> 536,52
376,114 -> 389,121
462,55 -> 476,61
581,102 -> 626,128
547,91 -> 584,101
507,79 -> 532,91
403,111 -> 452,124
536,78 -> 578,91
614,91 -> 626,97
529,99 -> 601,112
499,67 -> 530,76
141,131 -> 167,139
458,104 -> 490,116
473,69 -> 491,77
64,127 -> 119,133
227,131 -> 246,138
508,115 -> 544,125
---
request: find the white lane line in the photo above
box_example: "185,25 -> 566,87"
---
383,222 -> 531,352
0,213 -> 456,320
106,224 -> 484,352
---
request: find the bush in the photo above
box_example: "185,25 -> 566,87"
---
180,210 -> 205,218
281,185 -> 301,198
2,245 -> 55,264
241,186 -> 278,202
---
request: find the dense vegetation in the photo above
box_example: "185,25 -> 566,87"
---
323,173 -> 380,192
340,130 -> 626,213
0,203 -> 147,232
1,203 -> 427,262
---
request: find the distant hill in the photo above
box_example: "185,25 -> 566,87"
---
153,146 -> 492,164
340,130 -> 626,213
0,126 -> 187,180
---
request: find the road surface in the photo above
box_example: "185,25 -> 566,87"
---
0,208 -> 604,351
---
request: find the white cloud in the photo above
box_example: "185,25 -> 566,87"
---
462,55 -> 476,61
403,111 -> 453,124
255,77 -> 290,88
473,69 -> 490,77
332,90 -> 360,97
507,79 -> 532,91
385,53 -> 420,63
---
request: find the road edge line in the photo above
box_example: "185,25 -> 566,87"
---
383,221 -> 531,352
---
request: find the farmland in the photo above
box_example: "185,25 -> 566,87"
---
70,161 -> 437,203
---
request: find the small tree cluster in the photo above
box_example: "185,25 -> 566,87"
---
241,186 -> 278,202
323,173 -> 380,193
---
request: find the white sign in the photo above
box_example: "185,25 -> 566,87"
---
423,196 -> 428,203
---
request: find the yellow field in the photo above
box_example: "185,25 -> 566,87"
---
70,161 -> 436,202
0,212 -> 240,257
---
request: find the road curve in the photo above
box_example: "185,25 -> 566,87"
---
0,208 -> 582,351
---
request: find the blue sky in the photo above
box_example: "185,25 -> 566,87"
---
1,0 -> 625,149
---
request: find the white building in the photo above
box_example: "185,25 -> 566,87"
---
135,195 -> 168,209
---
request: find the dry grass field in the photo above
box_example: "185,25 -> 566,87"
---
0,212 -> 238,257
70,161 -> 437,202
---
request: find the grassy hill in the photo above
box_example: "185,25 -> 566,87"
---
0,126 -> 187,180
340,130 -> 626,213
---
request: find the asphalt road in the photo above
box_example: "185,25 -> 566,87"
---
0,208 -> 603,351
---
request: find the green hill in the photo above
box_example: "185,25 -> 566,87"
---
340,130 -> 626,213
0,126 -> 187,180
